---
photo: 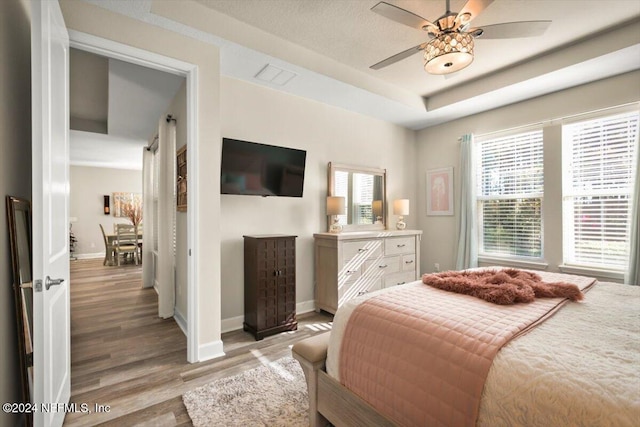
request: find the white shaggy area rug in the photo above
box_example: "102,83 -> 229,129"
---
182,356 -> 309,427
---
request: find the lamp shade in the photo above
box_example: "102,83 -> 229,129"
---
372,200 -> 383,217
393,199 -> 410,216
327,196 -> 345,216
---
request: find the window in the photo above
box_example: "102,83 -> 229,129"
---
562,111 -> 639,270
353,173 -> 374,225
476,130 -> 544,258
333,171 -> 375,225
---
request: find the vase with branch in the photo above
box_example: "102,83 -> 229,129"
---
122,200 -> 142,233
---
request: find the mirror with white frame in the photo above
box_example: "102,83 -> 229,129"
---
328,162 -> 387,231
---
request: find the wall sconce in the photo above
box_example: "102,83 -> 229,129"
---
372,200 -> 383,224
327,196 -> 345,233
393,199 -> 409,230
103,195 -> 110,215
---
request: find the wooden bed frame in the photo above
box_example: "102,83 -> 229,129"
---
292,332 -> 396,427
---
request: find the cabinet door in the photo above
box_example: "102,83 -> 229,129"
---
257,239 -> 279,329
277,238 -> 296,325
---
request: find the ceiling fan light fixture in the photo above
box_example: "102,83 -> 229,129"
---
424,32 -> 474,75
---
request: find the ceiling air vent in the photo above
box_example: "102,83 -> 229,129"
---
254,64 -> 297,86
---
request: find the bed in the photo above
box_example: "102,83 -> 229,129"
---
292,269 -> 640,427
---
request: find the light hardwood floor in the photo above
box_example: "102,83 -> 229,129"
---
64,258 -> 333,427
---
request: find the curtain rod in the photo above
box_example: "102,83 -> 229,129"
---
147,135 -> 159,152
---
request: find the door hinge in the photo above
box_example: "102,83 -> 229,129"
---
34,280 -> 42,292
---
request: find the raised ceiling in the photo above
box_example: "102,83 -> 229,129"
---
194,0 -> 640,97
82,0 -> 640,129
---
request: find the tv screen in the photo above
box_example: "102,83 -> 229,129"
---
221,138 -> 307,197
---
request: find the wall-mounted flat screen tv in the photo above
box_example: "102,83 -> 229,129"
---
220,138 -> 307,197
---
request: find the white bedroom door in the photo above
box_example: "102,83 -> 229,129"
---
31,0 -> 71,426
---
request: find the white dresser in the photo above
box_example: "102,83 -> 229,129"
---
314,230 -> 422,314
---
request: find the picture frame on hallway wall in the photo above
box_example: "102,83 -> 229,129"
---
113,192 -> 142,217
426,167 -> 454,216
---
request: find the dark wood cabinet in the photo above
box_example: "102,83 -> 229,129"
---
243,235 -> 297,340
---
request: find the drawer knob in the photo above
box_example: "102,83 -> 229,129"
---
405,260 -> 414,264
346,270 -> 356,274
397,244 -> 406,247
358,248 -> 369,253
397,281 -> 406,285
379,264 -> 388,269
357,291 -> 368,296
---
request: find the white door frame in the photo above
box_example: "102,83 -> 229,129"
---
68,30 -> 200,363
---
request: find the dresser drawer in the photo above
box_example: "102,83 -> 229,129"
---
314,230 -> 422,314
342,240 -> 382,263
401,253 -> 416,271
339,277 -> 382,301
384,271 -> 417,288
385,237 -> 415,256
338,264 -> 361,284
364,255 -> 400,276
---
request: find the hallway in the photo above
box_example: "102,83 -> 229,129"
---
65,258 -> 332,426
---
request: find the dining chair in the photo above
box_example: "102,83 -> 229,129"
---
99,224 -> 116,266
114,224 -> 139,266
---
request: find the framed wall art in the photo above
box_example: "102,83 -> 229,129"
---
426,167 -> 454,216
112,192 -> 142,217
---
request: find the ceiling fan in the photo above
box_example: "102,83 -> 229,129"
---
370,0 -> 551,75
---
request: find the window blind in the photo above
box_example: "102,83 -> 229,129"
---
476,130 -> 544,258
562,111 -> 639,269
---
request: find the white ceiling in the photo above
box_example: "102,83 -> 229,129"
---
81,0 -> 640,129
69,49 -> 184,170
108,58 -> 184,140
194,0 -> 640,96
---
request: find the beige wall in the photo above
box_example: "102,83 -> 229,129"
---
220,77 -> 417,323
0,0 -> 31,424
60,0 -> 222,354
416,71 -> 640,278
69,166 -> 143,257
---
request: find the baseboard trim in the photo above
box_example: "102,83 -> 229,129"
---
174,309 -> 187,337
297,300 -> 316,315
221,300 -> 316,333
198,339 -> 225,362
75,252 -> 104,260
221,315 -> 244,334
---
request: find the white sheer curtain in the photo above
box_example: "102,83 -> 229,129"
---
455,134 -> 478,270
627,131 -> 640,285
141,146 -> 154,288
158,118 -> 177,318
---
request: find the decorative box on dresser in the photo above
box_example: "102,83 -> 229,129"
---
314,229 -> 422,314
243,235 -> 298,340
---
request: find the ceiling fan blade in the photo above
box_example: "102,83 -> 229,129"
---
474,21 -> 552,39
370,43 -> 428,70
455,0 -> 494,26
371,1 -> 437,32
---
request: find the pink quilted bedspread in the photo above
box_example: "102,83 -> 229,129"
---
339,274 -> 596,427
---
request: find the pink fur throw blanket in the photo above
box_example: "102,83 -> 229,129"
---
421,269 -> 584,305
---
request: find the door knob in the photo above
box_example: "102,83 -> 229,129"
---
45,276 -> 64,290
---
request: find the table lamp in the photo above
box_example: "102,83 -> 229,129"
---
327,196 -> 345,233
393,199 -> 409,230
